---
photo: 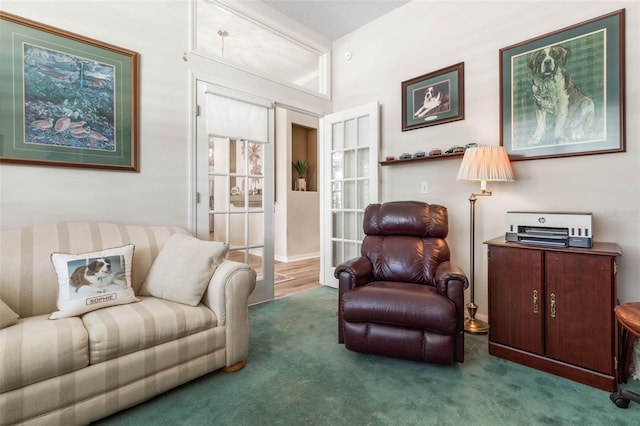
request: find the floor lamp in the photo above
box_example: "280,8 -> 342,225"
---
456,146 -> 514,334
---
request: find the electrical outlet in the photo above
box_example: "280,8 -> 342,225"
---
421,181 -> 429,194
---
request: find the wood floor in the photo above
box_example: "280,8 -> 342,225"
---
274,257 -> 321,298
228,252 -> 322,299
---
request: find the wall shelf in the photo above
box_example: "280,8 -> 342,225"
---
379,152 -> 463,166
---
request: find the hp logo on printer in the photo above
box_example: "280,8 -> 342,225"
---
538,217 -> 546,224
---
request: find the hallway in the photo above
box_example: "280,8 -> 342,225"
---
229,251 -> 322,299
274,257 -> 321,299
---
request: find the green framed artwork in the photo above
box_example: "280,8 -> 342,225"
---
0,12 -> 139,171
401,62 -> 464,131
500,9 -> 625,161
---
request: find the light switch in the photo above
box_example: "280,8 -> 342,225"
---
421,181 -> 429,194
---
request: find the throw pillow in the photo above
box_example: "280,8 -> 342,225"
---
50,244 -> 138,319
0,299 -> 19,329
140,233 -> 229,306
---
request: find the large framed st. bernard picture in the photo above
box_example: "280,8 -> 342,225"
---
500,9 -> 625,161
0,12 -> 139,171
401,62 -> 464,131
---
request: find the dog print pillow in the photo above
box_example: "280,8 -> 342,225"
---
50,244 -> 138,319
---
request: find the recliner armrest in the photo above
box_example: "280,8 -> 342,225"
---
435,261 -> 468,337
334,256 -> 373,290
435,261 -> 469,295
335,256 -> 373,344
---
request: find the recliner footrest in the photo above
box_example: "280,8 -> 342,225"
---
343,321 -> 455,363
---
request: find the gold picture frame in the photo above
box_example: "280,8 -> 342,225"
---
0,12 -> 140,171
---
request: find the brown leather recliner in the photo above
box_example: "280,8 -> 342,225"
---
335,201 -> 469,364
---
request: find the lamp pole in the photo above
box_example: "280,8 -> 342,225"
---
456,145 -> 515,334
465,192 -> 490,334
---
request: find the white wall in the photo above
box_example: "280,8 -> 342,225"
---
1,1 -> 193,228
274,107 -> 320,262
332,0 -> 640,314
0,0 -> 331,231
2,0 -> 638,314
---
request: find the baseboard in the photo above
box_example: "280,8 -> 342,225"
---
274,252 -> 319,263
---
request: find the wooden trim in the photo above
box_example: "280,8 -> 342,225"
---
489,342 -> 616,392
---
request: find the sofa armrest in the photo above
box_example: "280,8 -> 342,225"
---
201,260 -> 256,367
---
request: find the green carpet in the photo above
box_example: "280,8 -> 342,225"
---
97,286 -> 640,425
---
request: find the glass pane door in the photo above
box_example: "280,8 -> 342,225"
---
196,81 -> 274,304
321,103 -> 379,288
209,137 -> 266,277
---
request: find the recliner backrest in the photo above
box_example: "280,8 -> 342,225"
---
361,201 -> 451,285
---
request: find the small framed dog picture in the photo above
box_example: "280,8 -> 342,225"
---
401,62 -> 464,131
500,9 -> 625,161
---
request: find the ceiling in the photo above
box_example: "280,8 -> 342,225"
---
259,0 -> 411,40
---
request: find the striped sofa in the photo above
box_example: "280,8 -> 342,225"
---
0,222 -> 256,425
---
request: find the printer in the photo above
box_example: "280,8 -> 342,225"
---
505,211 -> 593,248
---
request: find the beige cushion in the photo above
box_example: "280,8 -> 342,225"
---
0,314 -> 89,393
0,299 -> 19,329
50,244 -> 138,319
140,234 -> 228,306
82,296 -> 217,364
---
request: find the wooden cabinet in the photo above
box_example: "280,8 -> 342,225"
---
485,237 -> 621,391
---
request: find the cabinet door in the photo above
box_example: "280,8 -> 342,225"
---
489,246 -> 544,354
545,252 -> 613,374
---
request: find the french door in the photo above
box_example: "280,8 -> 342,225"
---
320,102 -> 380,288
195,81 -> 275,304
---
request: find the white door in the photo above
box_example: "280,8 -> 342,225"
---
195,81 -> 275,304
320,102 -> 380,288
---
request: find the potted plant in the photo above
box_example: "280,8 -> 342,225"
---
292,159 -> 310,191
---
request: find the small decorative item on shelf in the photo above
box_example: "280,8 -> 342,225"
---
292,158 -> 310,191
380,146 -> 466,166
445,145 -> 465,154
465,142 -> 478,150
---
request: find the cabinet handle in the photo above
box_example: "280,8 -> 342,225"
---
533,290 -> 539,314
550,293 -> 556,318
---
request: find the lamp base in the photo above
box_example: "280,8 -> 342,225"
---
464,302 -> 489,335
464,317 -> 489,335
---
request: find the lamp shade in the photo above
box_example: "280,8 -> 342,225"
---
456,146 -> 514,182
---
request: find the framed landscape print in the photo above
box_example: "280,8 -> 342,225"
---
0,12 -> 139,171
402,62 -> 464,131
500,9 -> 625,161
